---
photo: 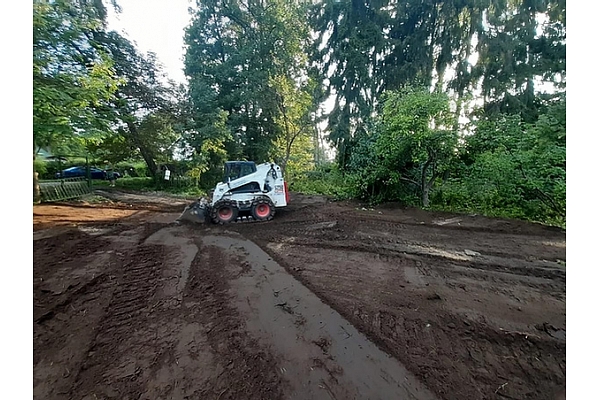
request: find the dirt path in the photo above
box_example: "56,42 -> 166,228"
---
33,192 -> 566,400
202,232 -> 436,400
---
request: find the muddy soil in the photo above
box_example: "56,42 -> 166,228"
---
34,192 -> 566,400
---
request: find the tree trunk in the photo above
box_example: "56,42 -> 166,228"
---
422,186 -> 430,208
313,126 -> 320,165
421,158 -> 433,207
281,157 -> 288,177
282,137 -> 295,177
126,121 -> 157,178
33,153 -> 41,203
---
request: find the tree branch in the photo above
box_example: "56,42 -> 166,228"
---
507,148 -> 564,217
399,176 -> 419,187
427,171 -> 439,188
534,187 -> 565,217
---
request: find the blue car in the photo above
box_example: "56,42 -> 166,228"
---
60,166 -> 108,180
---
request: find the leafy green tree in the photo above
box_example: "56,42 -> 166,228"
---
348,88 -> 458,207
310,0 -> 480,166
468,0 -> 566,122
85,134 -> 132,165
33,0 -> 121,201
378,88 -> 458,207
93,31 -> 182,177
310,0 -> 389,166
269,75 -> 318,175
310,0 -> 566,165
34,0 -> 188,189
450,95 -> 566,224
33,0 -> 120,154
184,0 -> 314,175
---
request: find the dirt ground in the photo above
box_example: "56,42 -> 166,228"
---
33,190 -> 566,400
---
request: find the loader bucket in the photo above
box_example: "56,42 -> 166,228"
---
176,200 -> 210,224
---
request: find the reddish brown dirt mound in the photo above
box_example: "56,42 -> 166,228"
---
33,205 -> 141,231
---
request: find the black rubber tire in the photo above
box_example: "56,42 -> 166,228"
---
251,197 -> 275,221
211,199 -> 239,224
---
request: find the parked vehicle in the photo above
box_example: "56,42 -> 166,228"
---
59,166 -> 108,180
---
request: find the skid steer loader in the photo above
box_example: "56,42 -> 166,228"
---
178,161 -> 289,224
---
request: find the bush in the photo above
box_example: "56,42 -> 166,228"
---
112,161 -> 150,177
34,159 -> 47,177
290,165 -> 353,200
113,177 -> 154,190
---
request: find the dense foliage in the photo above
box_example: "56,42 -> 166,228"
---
345,90 -> 565,225
33,0 -> 120,154
33,0 -> 566,225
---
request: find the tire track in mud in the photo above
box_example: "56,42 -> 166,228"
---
181,240 -> 286,400
226,195 -> 566,400
69,244 -> 166,399
335,210 -> 565,236
234,208 -> 565,267
271,235 -> 566,282
95,254 -> 161,335
33,250 -> 118,400
201,232 -> 439,400
255,239 -> 566,400
250,201 -> 566,264
34,272 -> 110,324
35,221 -> 288,400
343,305 -> 566,399
33,223 -> 163,400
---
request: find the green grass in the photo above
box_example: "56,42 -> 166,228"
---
159,186 -> 207,198
93,177 -> 207,198
290,172 -> 354,200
